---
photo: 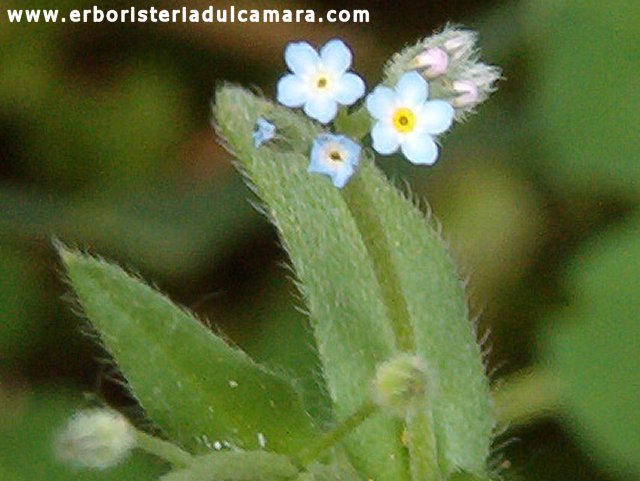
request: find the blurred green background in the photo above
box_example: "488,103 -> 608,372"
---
1,0 -> 639,480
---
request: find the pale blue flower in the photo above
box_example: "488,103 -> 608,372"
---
308,134 -> 361,188
252,117 -> 276,147
277,39 -> 365,124
366,71 -> 454,165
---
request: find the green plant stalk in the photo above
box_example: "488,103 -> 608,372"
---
295,401 -> 378,467
342,170 -> 416,352
135,430 -> 193,468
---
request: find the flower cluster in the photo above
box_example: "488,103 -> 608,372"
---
254,31 -> 497,188
409,26 -> 501,118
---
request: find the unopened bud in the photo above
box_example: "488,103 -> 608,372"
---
412,47 -> 449,78
55,408 -> 136,469
373,354 -> 429,415
451,62 -> 501,111
452,80 -> 480,108
443,30 -> 477,61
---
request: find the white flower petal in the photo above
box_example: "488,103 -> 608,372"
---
396,71 -> 429,106
401,134 -> 438,165
304,97 -> 338,124
417,100 -> 455,135
320,39 -> 352,74
366,86 -> 397,120
277,74 -> 308,107
285,42 -> 320,77
334,73 -> 365,105
371,122 -> 400,155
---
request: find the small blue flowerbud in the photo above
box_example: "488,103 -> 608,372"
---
252,117 -> 276,148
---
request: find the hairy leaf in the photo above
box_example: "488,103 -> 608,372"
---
60,247 -> 318,456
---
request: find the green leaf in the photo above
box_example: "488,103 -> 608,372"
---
530,0 -> 640,196
352,163 -> 494,476
215,86 -> 405,481
59,246 -> 319,456
214,87 -> 493,479
544,218 -> 640,478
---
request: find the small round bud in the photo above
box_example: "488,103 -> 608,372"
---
373,354 -> 429,415
412,47 -> 449,78
452,80 -> 480,108
55,408 -> 136,469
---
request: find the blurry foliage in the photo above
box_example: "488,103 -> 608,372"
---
545,217 -> 640,478
0,0 -> 639,480
530,0 -> 640,197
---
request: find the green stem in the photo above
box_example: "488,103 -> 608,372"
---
492,366 -> 562,428
295,401 -> 378,467
342,167 -> 416,352
406,400 -> 442,481
135,430 -> 193,468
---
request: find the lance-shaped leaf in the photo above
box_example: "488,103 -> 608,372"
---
215,86 -> 494,480
215,87 -> 406,481
351,162 -> 494,476
59,246 -> 319,456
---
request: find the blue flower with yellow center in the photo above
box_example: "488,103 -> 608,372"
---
277,39 -> 366,124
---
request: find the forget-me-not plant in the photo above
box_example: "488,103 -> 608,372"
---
57,27 -> 502,481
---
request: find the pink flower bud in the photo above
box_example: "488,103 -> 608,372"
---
452,80 -> 479,108
413,47 -> 449,78
443,30 -> 476,61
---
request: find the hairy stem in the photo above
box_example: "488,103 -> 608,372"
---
405,401 -> 442,481
295,401 -> 378,467
135,430 -> 193,468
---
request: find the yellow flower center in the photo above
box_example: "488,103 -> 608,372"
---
392,108 -> 416,133
316,75 -> 329,89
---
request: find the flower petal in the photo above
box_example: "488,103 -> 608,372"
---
396,71 -> 429,106
400,134 -> 438,165
371,122 -> 400,155
334,73 -> 365,105
331,165 -> 355,188
285,42 -> 320,77
277,74 -> 308,107
252,117 -> 276,147
366,86 -> 397,120
304,97 -> 338,124
320,39 -> 352,74
417,100 -> 455,135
